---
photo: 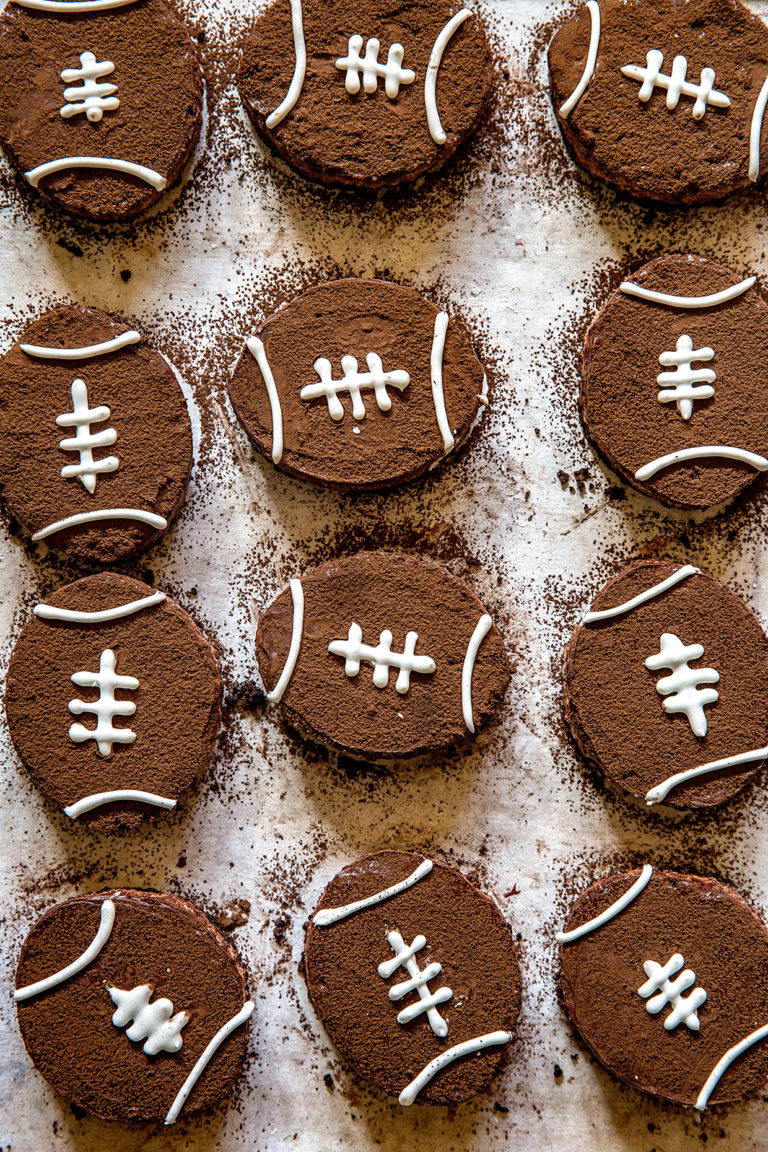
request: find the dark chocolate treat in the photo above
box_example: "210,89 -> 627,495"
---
563,560 -> 768,810
548,0 -> 768,205
558,867 -> 768,1108
581,255 -> 768,510
256,550 -> 509,760
15,889 -> 253,1124
0,0 -> 203,221
0,305 -> 193,564
237,0 -> 493,188
228,278 -> 487,490
5,572 -> 222,832
305,850 -> 521,1105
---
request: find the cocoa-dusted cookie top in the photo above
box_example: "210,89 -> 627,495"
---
237,0 -> 493,187
557,867 -> 768,1108
5,573 -> 222,832
581,255 -> 768,510
305,850 -> 521,1105
0,0 -> 202,220
548,0 -> 768,205
256,551 -> 509,759
0,306 -> 193,564
229,279 -> 486,491
15,889 -> 254,1123
563,560 -> 768,810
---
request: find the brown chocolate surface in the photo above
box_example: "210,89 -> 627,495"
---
237,0 -> 493,187
0,0 -> 202,220
5,572 -> 222,832
256,551 -> 509,759
0,305 -> 193,564
228,278 -> 486,491
305,851 -> 521,1105
562,560 -> 768,809
548,0 -> 768,205
581,255 -> 768,510
16,889 -> 251,1123
558,869 -> 768,1107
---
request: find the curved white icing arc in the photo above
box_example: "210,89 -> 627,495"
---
646,745 -> 768,806
14,899 -> 115,1002
398,1030 -> 511,1105
164,1000 -> 255,1125
424,8 -> 473,145
266,578 -> 303,703
556,865 -> 653,944
35,590 -> 166,624
583,564 -> 699,624
749,74 -> 768,182
12,0 -> 139,9
25,157 -> 166,191
20,331 -> 141,360
696,1022 -> 768,1110
265,0 -> 306,129
619,276 -> 756,309
635,445 -> 768,482
64,790 -> 177,819
559,0 -> 601,118
246,337 -> 284,464
314,859 -> 433,927
430,311 -> 454,452
32,508 -> 168,542
461,613 -> 492,733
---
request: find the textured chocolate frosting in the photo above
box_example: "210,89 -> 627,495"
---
305,850 -> 521,1105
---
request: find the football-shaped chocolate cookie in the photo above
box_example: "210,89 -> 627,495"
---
0,0 -> 203,220
237,0 -> 493,187
228,278 -> 487,490
549,0 -> 768,205
305,851 -> 521,1105
563,560 -> 768,810
557,866 -> 768,1108
15,890 -> 254,1123
0,305 -> 193,564
5,572 -> 222,832
256,551 -> 509,759
581,255 -> 768,510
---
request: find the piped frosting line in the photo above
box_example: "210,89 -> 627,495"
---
64,790 -> 177,819
398,1030 -> 511,1105
164,1000 -> 255,1125
559,0 -> 601,118
556,865 -> 653,944
21,331 -> 140,359
246,337 -> 284,464
461,614 -> 492,733
646,746 -> 768,806
749,75 -> 768,181
583,565 -> 698,624
635,446 -> 768,482
265,0 -> 306,129
266,578 -> 303,703
26,157 -> 166,191
696,1023 -> 768,1110
424,9 -> 473,145
35,590 -> 166,624
619,277 -> 756,309
12,0 -> 138,9
314,859 -> 433,927
430,311 -> 455,452
15,900 -> 115,1001
32,508 -> 168,542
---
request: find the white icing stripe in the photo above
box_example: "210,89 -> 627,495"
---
15,900 -> 115,1002
313,859 -> 433,927
749,74 -> 768,181
246,337 -> 284,464
559,0 -> 601,118
34,591 -> 166,624
635,446 -> 768,482
619,276 -> 756,309
164,1000 -> 255,1125
26,157 -> 166,191
265,0 -> 306,129
696,1022 -> 768,1110
64,790 -> 177,819
398,1030 -> 511,1105
425,9 -> 473,145
32,508 -> 167,542
556,865 -> 653,944
461,614 -> 492,733
583,564 -> 698,624
21,331 -> 140,360
12,0 -> 138,8
267,578 -> 303,703
646,745 -> 768,806
430,311 -> 454,452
